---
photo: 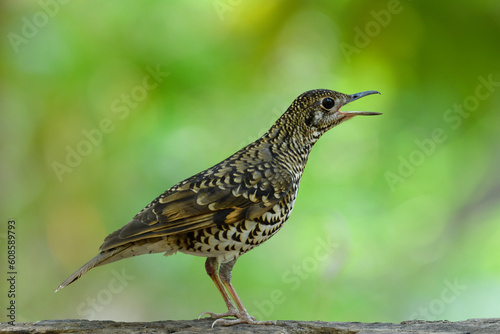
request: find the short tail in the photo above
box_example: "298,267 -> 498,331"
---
55,246 -> 129,292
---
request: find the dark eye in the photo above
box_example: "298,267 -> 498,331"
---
321,97 -> 335,110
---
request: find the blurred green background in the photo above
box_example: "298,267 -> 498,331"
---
1,0 -> 500,324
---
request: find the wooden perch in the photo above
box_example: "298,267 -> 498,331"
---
2,318 -> 500,333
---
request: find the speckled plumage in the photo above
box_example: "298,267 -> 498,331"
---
56,89 -> 381,326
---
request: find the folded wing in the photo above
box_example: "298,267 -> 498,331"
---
100,160 -> 292,251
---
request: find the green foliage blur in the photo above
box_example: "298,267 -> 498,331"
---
1,0 -> 500,324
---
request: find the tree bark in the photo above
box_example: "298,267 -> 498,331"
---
1,318 -> 500,333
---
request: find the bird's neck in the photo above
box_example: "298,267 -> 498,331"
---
262,123 -> 315,177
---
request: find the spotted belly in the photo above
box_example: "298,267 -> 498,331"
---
177,220 -> 279,262
177,187 -> 299,262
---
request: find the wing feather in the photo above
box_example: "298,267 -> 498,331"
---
100,154 -> 291,251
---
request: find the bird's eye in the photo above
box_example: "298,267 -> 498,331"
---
321,97 -> 335,110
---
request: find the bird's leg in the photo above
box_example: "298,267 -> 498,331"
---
198,257 -> 240,322
212,259 -> 276,326
219,259 -> 250,316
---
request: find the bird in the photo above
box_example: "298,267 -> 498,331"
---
56,88 -> 381,326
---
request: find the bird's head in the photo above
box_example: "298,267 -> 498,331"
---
277,89 -> 381,145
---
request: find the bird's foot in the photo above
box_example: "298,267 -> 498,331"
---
198,309 -> 275,327
198,309 -> 241,321
212,316 -> 276,327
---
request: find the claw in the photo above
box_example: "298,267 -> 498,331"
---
198,309 -> 275,327
212,317 -> 276,327
198,311 -> 208,320
198,310 -> 235,320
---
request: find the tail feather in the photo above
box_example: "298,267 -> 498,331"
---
55,246 -> 129,292
55,237 -> 176,292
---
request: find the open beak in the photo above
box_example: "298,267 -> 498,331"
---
339,90 -> 382,116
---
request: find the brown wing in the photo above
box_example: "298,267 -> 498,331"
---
100,152 -> 292,251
